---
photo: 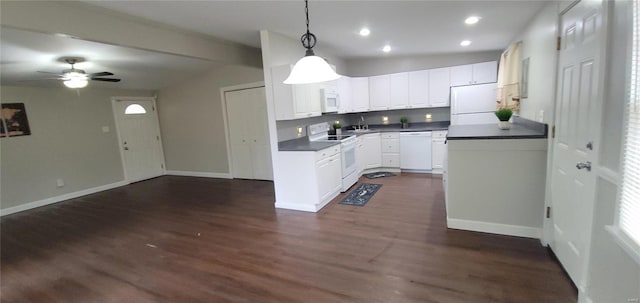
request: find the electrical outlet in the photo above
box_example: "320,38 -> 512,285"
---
56,178 -> 64,188
102,126 -> 110,133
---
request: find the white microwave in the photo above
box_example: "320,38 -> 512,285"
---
321,89 -> 339,113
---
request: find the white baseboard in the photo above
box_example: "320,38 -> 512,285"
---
274,201 -> 319,212
165,170 -> 232,179
447,218 -> 542,239
1,180 -> 129,216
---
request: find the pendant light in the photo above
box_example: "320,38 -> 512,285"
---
284,0 -> 341,84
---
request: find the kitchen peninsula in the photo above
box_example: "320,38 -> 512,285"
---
445,117 -> 548,238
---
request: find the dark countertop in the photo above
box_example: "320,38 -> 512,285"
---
343,121 -> 450,136
278,121 -> 451,151
278,137 -> 340,152
447,117 -> 548,140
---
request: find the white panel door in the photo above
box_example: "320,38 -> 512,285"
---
550,0 -> 604,288
226,87 -> 273,180
369,75 -> 390,111
114,99 -> 164,183
408,70 -> 429,108
389,72 -> 409,109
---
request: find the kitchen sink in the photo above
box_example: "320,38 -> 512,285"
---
352,129 -> 371,133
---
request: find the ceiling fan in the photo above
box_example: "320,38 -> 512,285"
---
36,57 -> 121,88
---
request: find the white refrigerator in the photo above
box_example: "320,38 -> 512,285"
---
450,83 -> 498,125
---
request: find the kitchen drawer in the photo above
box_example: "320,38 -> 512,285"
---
432,131 -> 448,138
316,145 -> 341,162
382,153 -> 400,167
381,132 -> 400,140
381,139 -> 400,153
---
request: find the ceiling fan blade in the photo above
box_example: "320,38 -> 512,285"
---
37,71 -> 63,75
88,72 -> 114,77
91,78 -> 121,82
18,77 -> 64,81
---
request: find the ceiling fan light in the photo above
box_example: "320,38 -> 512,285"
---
284,55 -> 341,84
64,78 -> 88,88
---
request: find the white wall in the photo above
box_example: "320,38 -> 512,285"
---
344,51 -> 501,77
156,65 -> 264,174
0,85 -> 153,210
0,1 -> 261,68
512,2 -> 561,124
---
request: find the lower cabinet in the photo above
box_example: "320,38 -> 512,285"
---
381,132 -> 400,168
274,145 -> 342,212
361,133 -> 382,169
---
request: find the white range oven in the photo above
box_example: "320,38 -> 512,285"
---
308,122 -> 358,192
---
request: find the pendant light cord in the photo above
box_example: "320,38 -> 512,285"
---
301,0 -> 316,56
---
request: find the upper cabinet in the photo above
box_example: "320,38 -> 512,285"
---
428,67 -> 451,107
408,70 -> 429,108
336,76 -> 352,114
369,75 -> 391,111
271,64 -> 322,120
450,61 -> 498,86
389,72 -> 409,110
350,77 -> 370,112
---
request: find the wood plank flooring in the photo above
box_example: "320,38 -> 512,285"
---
1,174 -> 577,302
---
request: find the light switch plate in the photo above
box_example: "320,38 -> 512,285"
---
102,126 -> 110,133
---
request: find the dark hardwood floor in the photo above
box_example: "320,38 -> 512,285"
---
1,174 -> 577,302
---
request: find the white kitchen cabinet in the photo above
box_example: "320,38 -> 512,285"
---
317,153 -> 342,202
274,145 -> 341,212
381,132 -> 400,168
368,75 -> 390,111
226,87 -> 273,181
408,70 -> 429,108
271,64 -> 322,120
351,77 -> 370,112
361,133 -> 382,169
389,72 -> 409,109
450,61 -> 498,86
336,76 -> 352,113
356,136 -> 365,174
428,67 -> 451,107
431,130 -> 447,173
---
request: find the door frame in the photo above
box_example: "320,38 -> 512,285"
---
111,96 -> 166,183
219,81 -> 266,179
545,0 -> 610,294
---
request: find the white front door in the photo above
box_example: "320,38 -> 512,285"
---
550,0 -> 605,289
113,98 -> 165,183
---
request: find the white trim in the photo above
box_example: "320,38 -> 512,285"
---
165,170 -> 232,179
597,166 -> 620,184
447,218 -> 542,239
578,288 -> 594,303
606,225 -> 640,266
219,82 -> 267,179
274,201 -> 319,212
0,181 -> 128,216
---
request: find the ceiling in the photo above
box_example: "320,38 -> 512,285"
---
87,0 -> 546,58
1,1 -> 547,90
0,27 -> 219,90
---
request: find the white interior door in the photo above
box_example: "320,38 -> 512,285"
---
114,98 -> 165,183
225,86 -> 273,180
550,0 -> 605,289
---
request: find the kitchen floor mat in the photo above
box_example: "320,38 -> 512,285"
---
339,183 -> 382,206
362,172 -> 396,179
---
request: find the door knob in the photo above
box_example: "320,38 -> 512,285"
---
124,147 -> 129,151
576,161 -> 592,171
586,142 -> 593,150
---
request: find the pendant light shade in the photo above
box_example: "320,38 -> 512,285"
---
63,71 -> 89,88
284,0 -> 341,84
284,55 -> 340,84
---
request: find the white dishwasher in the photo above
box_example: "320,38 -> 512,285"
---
400,132 -> 432,170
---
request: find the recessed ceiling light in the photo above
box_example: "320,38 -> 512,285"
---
382,45 -> 391,52
465,16 -> 480,25
359,28 -> 370,36
460,40 -> 471,46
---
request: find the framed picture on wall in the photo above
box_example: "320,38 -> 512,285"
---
521,57 -> 530,98
1,103 -> 32,138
